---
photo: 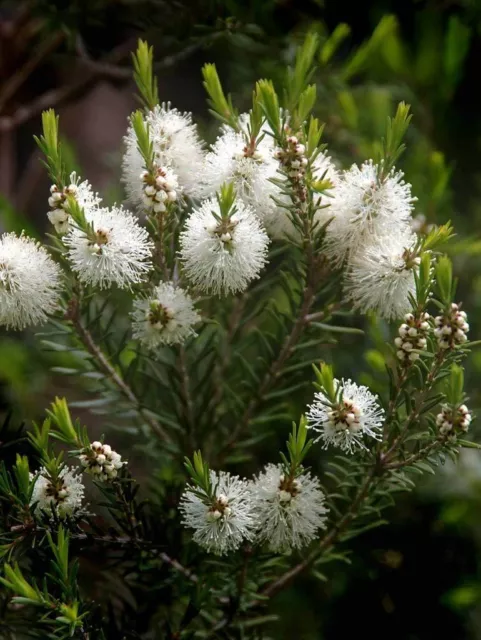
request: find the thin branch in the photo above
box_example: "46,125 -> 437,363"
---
178,345 -> 196,450
0,30 -> 65,114
0,38 -> 136,133
66,297 -> 173,444
72,533 -> 198,582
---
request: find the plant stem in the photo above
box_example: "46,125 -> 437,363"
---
259,467 -> 377,599
67,297 -> 172,443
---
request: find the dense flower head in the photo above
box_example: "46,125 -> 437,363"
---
436,403 -> 472,438
343,233 -> 419,320
140,165 -> 178,214
200,116 -> 280,231
306,378 -> 385,453
251,463 -> 328,552
64,205 -> 153,289
0,232 -> 62,330
122,103 -> 205,210
30,466 -> 85,519
434,304 -> 469,350
325,160 -> 415,266
48,172 -> 102,234
131,282 -> 200,348
395,312 -> 431,363
179,196 -> 269,295
180,470 -> 257,555
79,441 -> 125,482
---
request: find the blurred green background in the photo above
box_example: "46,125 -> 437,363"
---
2,0 -> 481,637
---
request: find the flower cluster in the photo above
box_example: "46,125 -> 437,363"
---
140,165 -> 178,214
179,196 -> 269,295
306,379 -> 385,453
79,441 -> 125,481
436,404 -> 472,438
251,464 -> 328,552
322,159 -> 418,318
48,172 -> 101,234
434,304 -> 469,349
0,233 -> 62,330
30,466 -> 85,519
180,471 -> 257,555
200,117 -> 281,232
275,134 -> 308,183
395,312 -> 431,363
131,282 -> 200,348
63,205 -> 153,289
122,104 -> 205,211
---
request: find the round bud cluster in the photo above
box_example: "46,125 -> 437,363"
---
141,165 -> 178,214
79,441 -> 124,481
48,183 -> 78,234
328,398 -> 362,434
436,404 -> 472,438
275,135 -> 308,182
434,304 -> 469,350
277,473 -> 301,504
206,493 -> 232,522
395,312 -> 431,363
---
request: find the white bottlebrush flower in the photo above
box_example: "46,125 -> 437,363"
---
122,103 -> 205,208
343,233 -> 419,320
30,466 -> 85,519
251,464 -> 328,552
179,196 -> 269,295
180,470 -> 257,555
48,171 -> 102,234
200,119 -> 281,231
325,160 -> 415,266
131,282 -> 200,348
306,378 -> 385,453
0,232 -> 62,330
64,205 -> 153,289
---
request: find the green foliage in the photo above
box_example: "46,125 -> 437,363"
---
132,39 -> 159,110
33,110 -> 65,188
202,63 -> 239,130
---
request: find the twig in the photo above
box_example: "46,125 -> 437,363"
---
0,38 -> 136,132
72,533 -> 198,582
67,297 -> 172,444
0,31 -> 65,114
220,273 -> 319,456
259,467 -> 377,599
178,345 -> 196,450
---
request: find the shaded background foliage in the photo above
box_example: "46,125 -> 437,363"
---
1,0 -> 481,637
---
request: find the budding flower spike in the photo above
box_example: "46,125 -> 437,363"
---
325,160 -> 415,267
0,233 -> 62,330
122,103 -> 205,211
30,466 -> 85,520
306,369 -> 384,453
79,441 -> 125,481
48,172 -> 102,234
63,205 -> 153,289
395,312 -> 432,363
131,282 -> 200,348
434,303 -> 469,349
179,187 -> 269,296
437,404 -> 472,440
